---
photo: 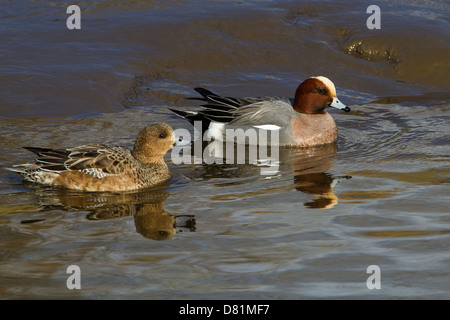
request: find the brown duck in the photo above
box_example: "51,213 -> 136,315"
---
8,123 -> 180,192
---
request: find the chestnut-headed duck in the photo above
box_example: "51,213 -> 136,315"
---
8,123 -> 180,192
170,76 -> 350,147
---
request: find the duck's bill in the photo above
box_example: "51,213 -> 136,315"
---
329,97 -> 351,112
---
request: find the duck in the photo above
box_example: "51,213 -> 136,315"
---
169,76 -> 350,147
8,123 -> 180,192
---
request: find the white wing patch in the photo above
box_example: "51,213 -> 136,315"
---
253,124 -> 281,131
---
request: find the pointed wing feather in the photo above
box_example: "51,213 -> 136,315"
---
23,147 -> 70,171
188,88 -> 257,124
171,87 -> 291,128
65,145 -> 131,175
24,145 -> 132,177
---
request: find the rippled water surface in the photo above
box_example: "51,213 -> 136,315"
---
0,0 -> 449,299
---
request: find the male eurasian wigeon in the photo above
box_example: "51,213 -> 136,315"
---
170,76 -> 350,147
8,123 -> 180,192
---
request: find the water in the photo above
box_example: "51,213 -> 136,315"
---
0,0 -> 449,299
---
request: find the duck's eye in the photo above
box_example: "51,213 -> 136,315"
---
159,133 -> 166,139
317,88 -> 327,95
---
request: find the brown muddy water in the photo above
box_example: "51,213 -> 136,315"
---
0,0 -> 449,299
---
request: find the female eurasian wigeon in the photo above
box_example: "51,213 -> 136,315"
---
170,76 -> 350,147
8,123 -> 179,192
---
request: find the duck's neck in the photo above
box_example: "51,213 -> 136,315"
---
133,149 -> 166,165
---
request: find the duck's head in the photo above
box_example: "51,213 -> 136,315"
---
133,123 -> 178,163
293,76 -> 350,114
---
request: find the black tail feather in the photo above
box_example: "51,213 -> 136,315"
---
168,108 -> 210,127
193,87 -> 218,98
23,147 -> 69,171
171,87 -> 249,129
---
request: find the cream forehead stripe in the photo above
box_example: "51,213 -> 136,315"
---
312,76 -> 337,97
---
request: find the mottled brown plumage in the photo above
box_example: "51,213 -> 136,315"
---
8,123 -> 178,192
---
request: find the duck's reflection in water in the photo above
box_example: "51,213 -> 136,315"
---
285,144 -> 351,209
184,141 -> 350,209
33,187 -> 196,240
